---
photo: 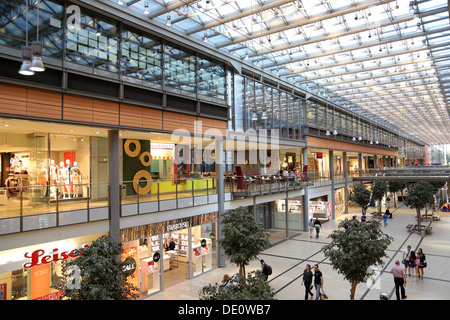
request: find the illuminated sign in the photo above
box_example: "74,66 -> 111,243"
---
23,245 -> 89,269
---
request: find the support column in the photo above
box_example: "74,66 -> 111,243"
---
358,153 -> 362,176
343,151 -> 349,214
330,150 -> 335,220
302,148 -> 310,232
374,155 -> 378,169
285,192 -> 289,239
108,129 -> 120,243
215,138 -> 226,268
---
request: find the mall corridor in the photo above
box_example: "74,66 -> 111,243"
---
146,204 -> 450,300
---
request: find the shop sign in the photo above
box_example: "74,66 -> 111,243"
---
23,245 -> 89,269
166,221 -> 189,232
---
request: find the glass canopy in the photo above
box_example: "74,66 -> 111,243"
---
111,0 -> 449,145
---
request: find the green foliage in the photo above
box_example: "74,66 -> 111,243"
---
218,207 -> 270,279
199,271 -> 276,300
322,219 -> 393,300
388,181 -> 406,193
54,235 -> 139,300
404,181 -> 434,212
372,181 -> 388,213
349,183 -> 371,213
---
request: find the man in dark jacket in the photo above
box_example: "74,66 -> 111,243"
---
260,259 -> 271,280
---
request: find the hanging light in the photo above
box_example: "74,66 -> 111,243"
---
117,0 -> 124,5
166,15 -> 172,26
30,3 -> 45,72
352,136 -> 356,141
326,130 -> 330,136
251,111 -> 258,121
18,0 -> 34,76
261,110 -> 268,119
409,1 -> 415,12
333,129 -> 337,135
416,22 -> 422,33
358,135 -> 362,141
144,2 -> 150,15
19,46 -> 34,76
203,32 -> 208,43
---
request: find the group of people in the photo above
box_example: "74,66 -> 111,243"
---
301,264 -> 327,300
390,245 -> 427,300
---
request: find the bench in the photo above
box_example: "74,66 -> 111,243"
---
425,227 -> 432,235
406,224 -> 413,232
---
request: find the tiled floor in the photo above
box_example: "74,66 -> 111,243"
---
146,203 -> 450,300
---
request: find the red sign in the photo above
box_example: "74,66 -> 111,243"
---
33,291 -> 62,300
23,245 -> 89,269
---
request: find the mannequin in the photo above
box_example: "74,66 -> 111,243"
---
70,161 -> 81,197
58,161 -> 70,199
65,159 -> 73,196
39,163 -> 48,196
49,160 -> 58,200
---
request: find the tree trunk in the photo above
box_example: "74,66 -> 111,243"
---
350,281 -> 357,300
417,209 -> 421,228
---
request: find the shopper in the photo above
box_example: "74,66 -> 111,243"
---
169,237 -> 176,251
385,207 -> 392,219
220,274 -> 230,287
313,218 -> 322,239
361,213 -> 367,224
383,212 -> 388,227
409,251 -> 418,280
402,245 -> 411,275
301,264 -> 314,300
390,260 -> 407,300
309,219 -> 314,238
260,259 -> 272,281
313,264 -> 323,300
417,248 -> 427,278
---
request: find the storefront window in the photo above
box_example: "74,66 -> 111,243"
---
0,118 -> 108,220
120,212 -> 218,297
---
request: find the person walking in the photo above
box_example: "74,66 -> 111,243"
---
385,207 -> 392,219
417,248 -> 427,278
313,218 -> 322,239
260,259 -> 272,281
390,260 -> 407,300
301,264 -> 314,300
313,264 -> 323,300
402,245 -> 411,275
383,212 -> 388,227
309,219 -> 314,238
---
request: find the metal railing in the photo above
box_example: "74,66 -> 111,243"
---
0,182 -> 109,235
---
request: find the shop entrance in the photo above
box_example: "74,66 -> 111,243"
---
255,203 -> 273,229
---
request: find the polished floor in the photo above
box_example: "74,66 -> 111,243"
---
146,202 -> 450,300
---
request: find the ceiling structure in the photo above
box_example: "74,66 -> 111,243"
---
108,0 -> 450,146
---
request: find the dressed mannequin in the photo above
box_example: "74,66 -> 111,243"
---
39,163 -> 48,196
58,161 -> 70,199
49,160 -> 58,200
70,161 -> 81,197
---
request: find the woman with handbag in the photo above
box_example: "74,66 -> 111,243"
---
409,251 -> 418,281
417,248 -> 427,279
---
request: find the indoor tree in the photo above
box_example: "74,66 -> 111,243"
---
404,181 -> 434,229
218,206 -> 271,282
387,181 -> 407,208
349,183 -> 371,214
322,218 -> 393,300
54,235 -> 139,300
372,180 -> 388,214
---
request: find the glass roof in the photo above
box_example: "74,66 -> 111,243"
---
108,0 -> 450,145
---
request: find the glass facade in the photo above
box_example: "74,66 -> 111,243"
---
0,0 -> 226,103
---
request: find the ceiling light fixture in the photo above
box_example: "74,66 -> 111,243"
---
18,0 -> 34,76
30,3 -> 45,72
144,2 -> 150,15
166,15 -> 172,26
